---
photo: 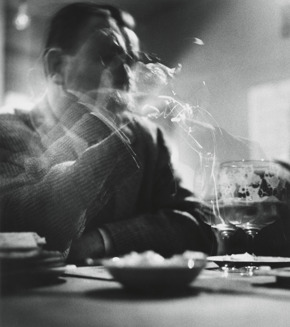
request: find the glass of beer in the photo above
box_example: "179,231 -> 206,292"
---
217,160 -> 289,254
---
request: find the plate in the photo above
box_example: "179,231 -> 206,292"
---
207,255 -> 290,268
102,251 -> 207,291
269,267 -> 290,285
255,267 -> 290,285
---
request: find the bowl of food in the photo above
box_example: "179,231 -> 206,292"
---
102,250 -> 207,292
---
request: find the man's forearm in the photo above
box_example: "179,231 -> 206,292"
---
1,132 -> 138,252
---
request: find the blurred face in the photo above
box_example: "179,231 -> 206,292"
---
63,14 -> 135,97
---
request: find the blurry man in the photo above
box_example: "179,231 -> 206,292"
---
0,2 -> 215,262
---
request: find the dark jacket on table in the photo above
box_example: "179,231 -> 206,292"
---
0,98 -> 216,260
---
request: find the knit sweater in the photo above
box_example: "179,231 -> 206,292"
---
0,98 -> 216,259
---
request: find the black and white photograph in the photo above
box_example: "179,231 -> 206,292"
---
1,0 -> 290,326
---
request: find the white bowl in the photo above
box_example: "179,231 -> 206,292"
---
102,251 -> 207,291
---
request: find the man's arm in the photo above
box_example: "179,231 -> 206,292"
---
68,122 -> 217,261
0,113 -> 138,252
103,127 -> 216,257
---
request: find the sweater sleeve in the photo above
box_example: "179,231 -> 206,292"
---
0,113 -> 139,252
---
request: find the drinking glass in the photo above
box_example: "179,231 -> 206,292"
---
201,200 -> 241,273
204,200 -> 237,251
217,160 -> 289,262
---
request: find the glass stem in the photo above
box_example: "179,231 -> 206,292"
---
219,231 -> 232,255
246,230 -> 259,255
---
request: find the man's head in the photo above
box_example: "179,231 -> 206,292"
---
43,2 -> 140,100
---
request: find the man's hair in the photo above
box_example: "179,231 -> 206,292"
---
43,2 -> 136,56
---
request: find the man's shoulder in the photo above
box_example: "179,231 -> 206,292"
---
0,107 -> 28,120
0,108 -> 34,134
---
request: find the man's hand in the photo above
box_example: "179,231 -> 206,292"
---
68,229 -> 106,265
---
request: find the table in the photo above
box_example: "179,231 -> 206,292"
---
2,267 -> 290,327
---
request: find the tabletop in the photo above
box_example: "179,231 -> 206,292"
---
2,267 -> 290,327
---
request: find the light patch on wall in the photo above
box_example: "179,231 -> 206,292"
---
1,91 -> 33,112
248,79 -> 290,160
